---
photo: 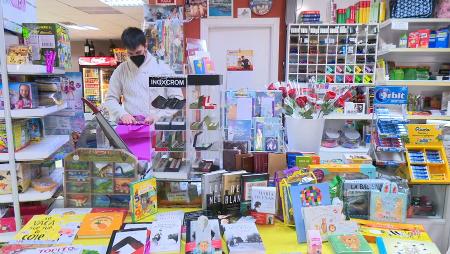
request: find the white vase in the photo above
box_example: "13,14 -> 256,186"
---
285,117 -> 325,154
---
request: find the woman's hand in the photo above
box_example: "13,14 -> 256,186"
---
120,114 -> 136,125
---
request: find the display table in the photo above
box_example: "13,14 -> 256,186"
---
73,208 -> 380,254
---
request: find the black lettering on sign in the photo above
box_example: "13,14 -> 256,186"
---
149,76 -> 187,87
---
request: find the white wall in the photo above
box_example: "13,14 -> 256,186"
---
69,39 -> 123,72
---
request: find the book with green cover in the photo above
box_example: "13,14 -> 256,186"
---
130,177 -> 157,222
329,233 -> 373,254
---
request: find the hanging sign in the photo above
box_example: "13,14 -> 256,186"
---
250,0 -> 272,15
374,86 -> 408,105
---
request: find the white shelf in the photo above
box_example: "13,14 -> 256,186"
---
378,48 -> 450,62
408,115 -> 450,121
320,146 -> 370,154
380,18 -> 450,29
0,168 -> 62,204
0,103 -> 67,118
7,64 -> 65,75
0,135 -> 69,162
377,80 -> 450,87
324,114 -> 373,120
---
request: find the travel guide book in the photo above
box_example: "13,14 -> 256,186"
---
130,177 -> 157,222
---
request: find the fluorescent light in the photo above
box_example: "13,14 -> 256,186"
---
82,26 -> 100,30
99,0 -> 144,6
66,25 -> 89,30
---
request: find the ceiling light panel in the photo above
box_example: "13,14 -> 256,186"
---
99,0 -> 144,7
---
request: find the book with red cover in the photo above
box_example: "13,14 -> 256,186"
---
253,152 -> 269,173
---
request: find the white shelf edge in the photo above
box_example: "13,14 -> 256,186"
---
378,48 -> 450,56
380,18 -> 450,29
0,135 -> 69,162
324,114 -> 373,120
7,64 -> 65,75
0,168 -> 62,204
0,103 -> 67,118
377,80 -> 450,87
320,146 -> 370,154
406,217 -> 446,225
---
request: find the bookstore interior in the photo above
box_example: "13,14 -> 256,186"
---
2,0 -> 450,253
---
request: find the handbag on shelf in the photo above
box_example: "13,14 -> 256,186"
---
390,0 -> 436,18
115,115 -> 154,161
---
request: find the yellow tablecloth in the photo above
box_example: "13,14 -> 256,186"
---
74,208 -> 379,254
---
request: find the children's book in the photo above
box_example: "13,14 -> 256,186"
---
77,212 -> 124,239
251,186 -> 276,215
302,204 -> 358,241
106,228 -> 151,254
226,120 -> 252,141
185,216 -> 222,254
253,117 -> 281,152
240,173 -> 269,215
255,91 -> 283,117
376,237 -> 440,254
354,219 -> 432,243
370,191 -> 407,223
13,214 -> 81,244
19,246 -> 82,254
149,220 -> 182,254
222,171 -> 247,215
49,208 -> 92,216
122,223 -> 153,230
329,233 -> 373,254
223,222 -> 265,254
291,183 -> 331,243
130,177 -> 157,222
79,245 -> 108,254
201,170 -> 227,213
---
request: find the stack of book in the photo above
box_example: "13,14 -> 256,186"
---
300,11 -> 321,24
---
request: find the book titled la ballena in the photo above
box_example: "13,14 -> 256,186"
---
222,171 -> 246,215
201,170 -> 227,214
223,222 -> 265,254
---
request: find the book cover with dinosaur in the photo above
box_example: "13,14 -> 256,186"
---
130,178 -> 157,222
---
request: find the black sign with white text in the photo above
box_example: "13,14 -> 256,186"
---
149,76 -> 187,87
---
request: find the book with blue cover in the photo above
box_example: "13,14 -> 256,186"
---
227,120 -> 252,141
291,182 -> 331,243
253,117 -> 281,152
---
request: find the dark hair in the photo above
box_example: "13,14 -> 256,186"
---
121,27 -> 146,50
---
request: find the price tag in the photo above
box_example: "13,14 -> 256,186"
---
391,20 -> 409,30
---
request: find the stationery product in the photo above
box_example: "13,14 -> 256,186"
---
222,171 -> 247,215
201,170 -> 227,213
185,216 -> 222,254
106,228 -> 151,254
77,212 -> 124,239
148,220 -> 182,254
13,214 -> 81,244
223,222 -> 265,254
130,178 -> 157,222
377,237 -> 440,254
240,173 -> 269,215
291,183 -> 332,243
307,230 -> 322,254
329,233 -> 373,254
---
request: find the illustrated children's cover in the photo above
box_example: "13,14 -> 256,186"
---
376,237 -> 440,254
369,191 -> 407,223
106,228 -> 151,254
223,222 -> 265,254
302,204 -> 358,241
49,208 -> 92,216
291,182 -> 331,243
77,212 -> 124,239
253,117 -> 281,152
149,220 -> 182,254
185,216 -> 222,254
130,177 -> 157,222
13,214 -> 81,244
226,120 -> 252,141
329,233 -> 373,254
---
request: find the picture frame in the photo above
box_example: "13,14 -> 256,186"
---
208,0 -> 233,18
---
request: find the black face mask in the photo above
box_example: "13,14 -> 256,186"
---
130,55 -> 145,67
